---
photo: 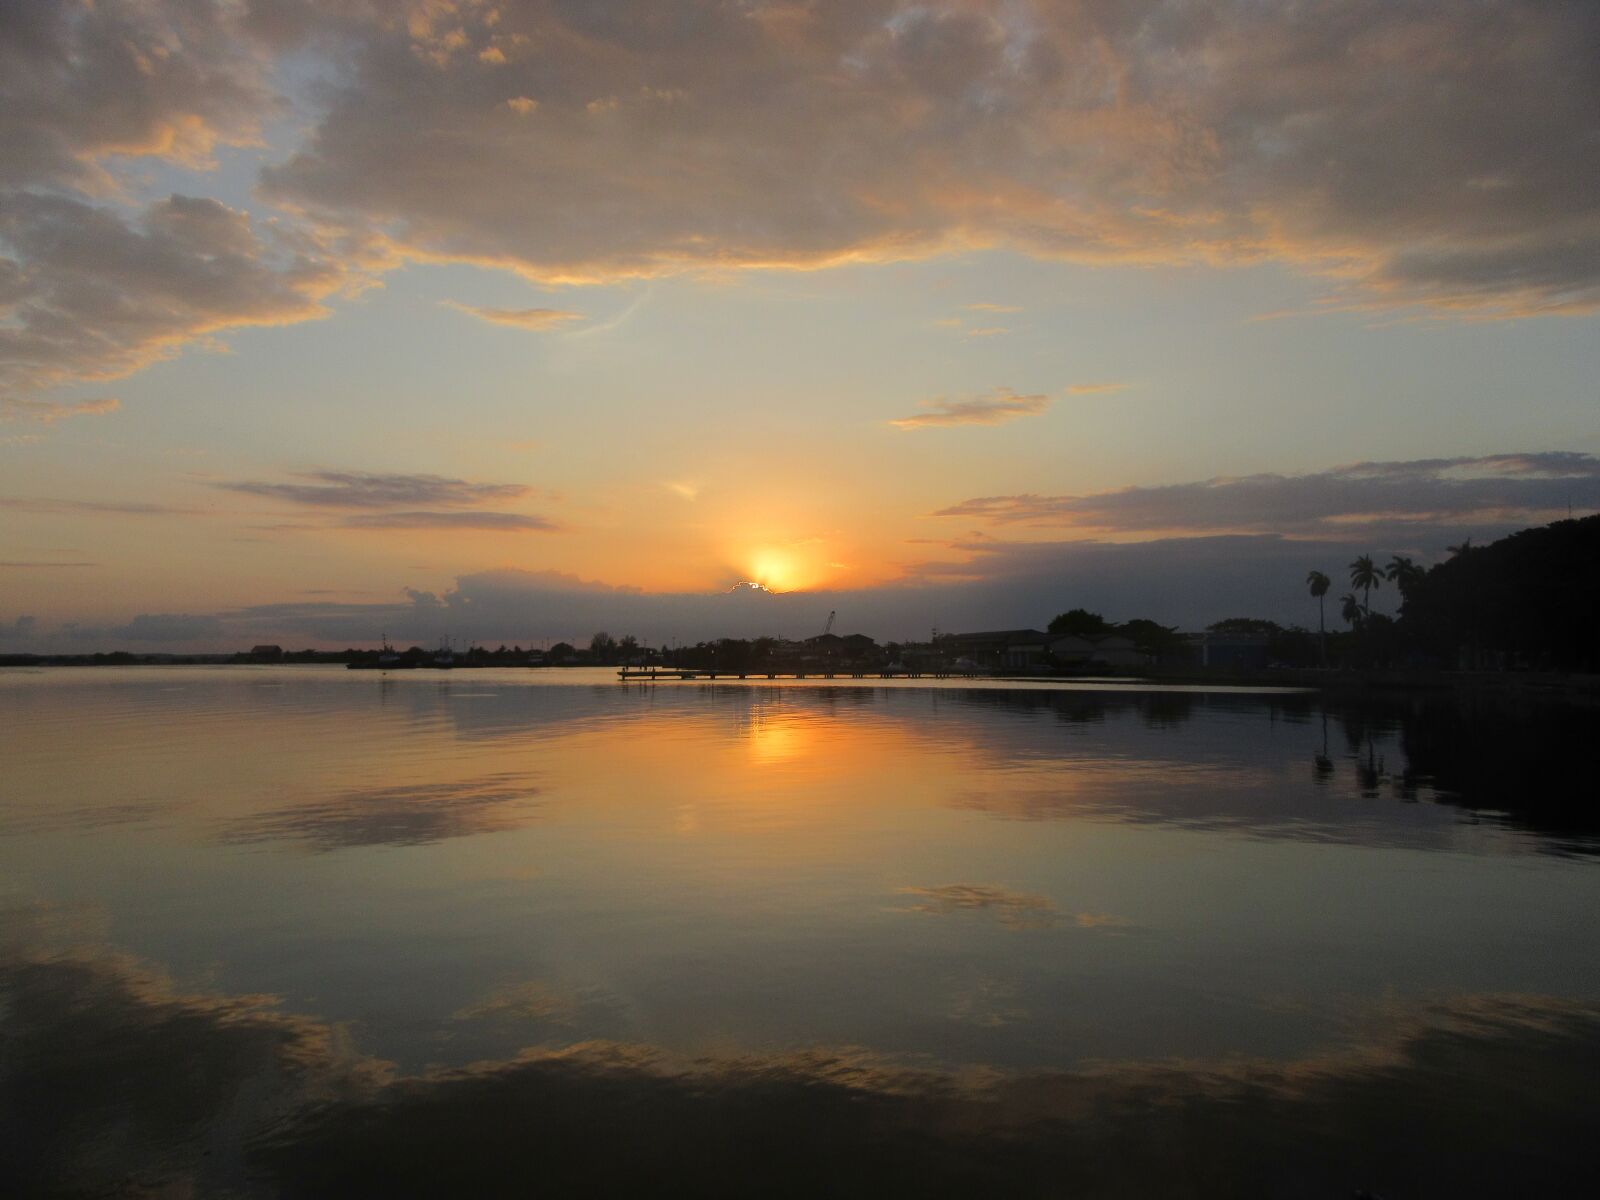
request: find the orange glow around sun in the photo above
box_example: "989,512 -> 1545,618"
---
747,549 -> 805,591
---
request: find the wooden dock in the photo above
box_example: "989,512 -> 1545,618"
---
618,668 -> 971,682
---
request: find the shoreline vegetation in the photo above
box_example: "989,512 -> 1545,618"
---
4,515 -> 1595,692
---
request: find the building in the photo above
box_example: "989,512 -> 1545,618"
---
1189,631 -> 1270,670
942,629 -> 1052,671
803,631 -> 878,660
1087,635 -> 1148,669
1048,634 -> 1151,670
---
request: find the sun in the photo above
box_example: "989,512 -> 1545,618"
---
747,549 -> 801,592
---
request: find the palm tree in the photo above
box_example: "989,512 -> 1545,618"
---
1306,570 -> 1331,664
1447,538 -> 1473,558
1385,555 -> 1424,604
1340,592 -> 1363,628
1349,555 -> 1382,617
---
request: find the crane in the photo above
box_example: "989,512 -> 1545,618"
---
822,610 -> 836,636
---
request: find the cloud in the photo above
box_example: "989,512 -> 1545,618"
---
340,511 -> 558,532
934,453 -> 1600,537
211,470 -> 562,533
0,191 -> 348,400
252,1 -> 1600,314
889,388 -> 1050,430
0,3 -> 355,403
965,303 -> 1021,313
2,0 -> 1592,410
101,613 -> 224,643
0,0 -> 272,192
443,301 -> 584,330
0,396 -> 119,423
0,561 -> 94,568
1064,383 -> 1128,396
215,470 -> 529,509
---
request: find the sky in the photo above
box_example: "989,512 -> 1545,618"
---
2,0 -> 1598,650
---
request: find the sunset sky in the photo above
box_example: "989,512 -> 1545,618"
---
3,0 -> 1597,649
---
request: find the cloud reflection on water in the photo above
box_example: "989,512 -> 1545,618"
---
219,772 -> 543,851
1,913 -> 1595,1199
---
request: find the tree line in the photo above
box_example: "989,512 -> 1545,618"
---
1298,515 -> 1598,671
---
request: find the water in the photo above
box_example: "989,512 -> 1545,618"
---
2,666 -> 1596,1196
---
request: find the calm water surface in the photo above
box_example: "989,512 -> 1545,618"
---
3,666 -> 1596,1196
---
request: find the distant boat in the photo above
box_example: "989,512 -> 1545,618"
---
348,634 -> 414,670
431,638 -> 455,669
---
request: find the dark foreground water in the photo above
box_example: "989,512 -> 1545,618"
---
2,667 -> 1596,1197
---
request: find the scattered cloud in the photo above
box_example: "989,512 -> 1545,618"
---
253,1 -> 1600,315
0,561 -> 95,568
0,192 -> 348,402
966,303 -> 1021,313
1064,382 -> 1129,395
664,481 -> 700,501
890,388 -> 1049,430
0,0 -> 1592,413
442,302 -> 584,330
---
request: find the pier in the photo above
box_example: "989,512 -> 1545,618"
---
618,667 -> 970,682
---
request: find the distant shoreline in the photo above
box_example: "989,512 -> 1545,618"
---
5,657 -> 1598,698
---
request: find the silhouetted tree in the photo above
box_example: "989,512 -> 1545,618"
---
1340,592 -> 1362,628
1048,608 -> 1111,637
1306,570 -> 1331,664
1117,618 -> 1184,660
1385,555 -> 1424,600
1349,555 -> 1382,617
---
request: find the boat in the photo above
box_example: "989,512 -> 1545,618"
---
430,637 -> 455,669
348,634 -> 414,670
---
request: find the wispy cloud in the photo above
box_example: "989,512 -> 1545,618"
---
442,302 -> 584,331
1065,382 -> 1130,395
1,397 -> 120,423
341,511 -> 558,532
965,303 -> 1022,313
889,388 -> 1049,430
934,453 -> 1600,536
0,497 -> 197,516
215,471 -> 528,510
